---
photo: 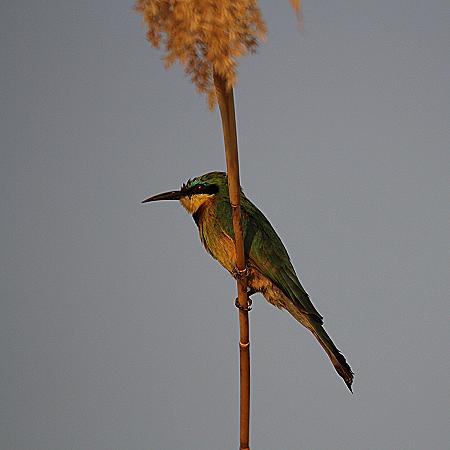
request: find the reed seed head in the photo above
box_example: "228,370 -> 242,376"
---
135,0 -> 267,108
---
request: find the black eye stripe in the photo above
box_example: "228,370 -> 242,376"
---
190,184 -> 218,195
181,182 -> 219,197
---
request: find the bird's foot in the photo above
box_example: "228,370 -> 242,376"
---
235,288 -> 256,312
235,296 -> 252,311
232,265 -> 250,280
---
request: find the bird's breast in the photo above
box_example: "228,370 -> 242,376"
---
197,210 -> 236,273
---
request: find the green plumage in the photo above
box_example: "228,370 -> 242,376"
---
210,176 -> 322,320
144,171 -> 354,390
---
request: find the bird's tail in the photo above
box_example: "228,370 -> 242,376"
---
285,302 -> 354,391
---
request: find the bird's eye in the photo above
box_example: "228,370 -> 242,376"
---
196,184 -> 205,191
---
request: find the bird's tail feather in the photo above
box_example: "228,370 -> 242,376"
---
309,319 -> 354,391
285,302 -> 354,391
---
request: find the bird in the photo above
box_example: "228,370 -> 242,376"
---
143,171 -> 354,391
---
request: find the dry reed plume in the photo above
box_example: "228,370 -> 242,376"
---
135,0 -> 267,108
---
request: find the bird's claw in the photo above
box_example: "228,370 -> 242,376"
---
232,265 -> 250,280
235,296 -> 253,312
235,288 -> 255,311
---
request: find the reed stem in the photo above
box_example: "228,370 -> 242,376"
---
214,72 -> 251,450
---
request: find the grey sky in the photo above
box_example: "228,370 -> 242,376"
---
1,1 -> 449,449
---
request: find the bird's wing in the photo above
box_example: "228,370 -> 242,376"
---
218,195 -> 323,321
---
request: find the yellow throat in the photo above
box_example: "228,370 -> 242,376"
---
180,194 -> 214,214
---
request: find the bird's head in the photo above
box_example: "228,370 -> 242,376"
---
142,171 -> 229,214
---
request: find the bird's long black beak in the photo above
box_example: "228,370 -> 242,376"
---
141,190 -> 181,203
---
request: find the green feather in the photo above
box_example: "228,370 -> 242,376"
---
211,176 -> 322,321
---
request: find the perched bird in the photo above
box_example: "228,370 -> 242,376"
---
143,171 -> 354,390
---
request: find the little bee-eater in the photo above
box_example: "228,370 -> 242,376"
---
143,171 -> 353,390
